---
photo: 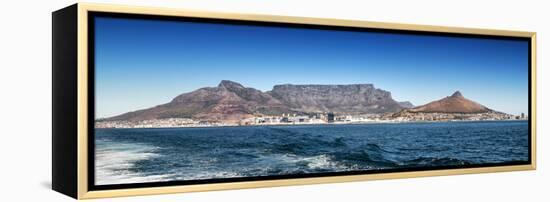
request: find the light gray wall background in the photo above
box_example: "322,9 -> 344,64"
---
0,0 -> 546,201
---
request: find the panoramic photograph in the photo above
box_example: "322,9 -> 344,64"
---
93,16 -> 529,186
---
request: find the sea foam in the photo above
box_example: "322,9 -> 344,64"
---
95,139 -> 172,185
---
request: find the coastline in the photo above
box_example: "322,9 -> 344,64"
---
94,119 -> 528,130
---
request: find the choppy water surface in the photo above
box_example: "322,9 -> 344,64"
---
95,121 -> 528,185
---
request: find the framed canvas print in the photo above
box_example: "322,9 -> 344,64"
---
52,3 -> 536,199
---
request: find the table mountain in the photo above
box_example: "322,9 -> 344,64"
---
268,84 -> 404,114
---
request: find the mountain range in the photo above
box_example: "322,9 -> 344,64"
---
106,80 -> 410,123
105,80 -> 500,123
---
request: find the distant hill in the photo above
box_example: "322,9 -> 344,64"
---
398,101 -> 415,109
106,80 -> 407,123
406,91 -> 491,113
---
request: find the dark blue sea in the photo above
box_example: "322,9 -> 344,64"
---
94,121 -> 528,185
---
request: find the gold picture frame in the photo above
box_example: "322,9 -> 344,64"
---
52,3 -> 536,199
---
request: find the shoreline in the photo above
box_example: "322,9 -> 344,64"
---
95,119 -> 528,130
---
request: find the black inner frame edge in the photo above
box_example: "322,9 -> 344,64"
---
87,11 -> 533,191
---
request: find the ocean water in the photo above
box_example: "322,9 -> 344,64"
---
95,121 -> 529,185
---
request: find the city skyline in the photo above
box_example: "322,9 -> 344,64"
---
95,16 -> 529,118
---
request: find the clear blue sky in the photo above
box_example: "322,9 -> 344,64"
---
95,16 -> 529,118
